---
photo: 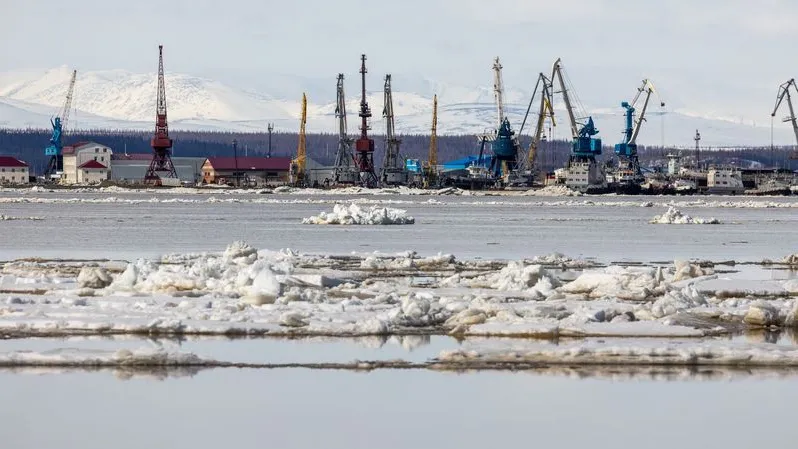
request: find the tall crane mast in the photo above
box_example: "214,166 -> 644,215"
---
424,94 -> 439,187
144,45 -> 178,185
772,79 -> 798,160
493,57 -> 505,128
333,74 -> 356,184
354,54 -> 378,187
382,75 -> 401,170
290,93 -> 308,186
44,69 -> 77,180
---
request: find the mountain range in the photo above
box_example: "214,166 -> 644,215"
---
1,66 -> 795,148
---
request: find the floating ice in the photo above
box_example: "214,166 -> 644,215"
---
523,185 -> 583,197
650,207 -> 720,224
0,348 -> 207,367
77,267 -> 113,289
302,204 -> 415,225
0,215 -> 44,221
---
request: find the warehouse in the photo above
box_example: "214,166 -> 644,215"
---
202,157 -> 292,186
111,154 -> 206,185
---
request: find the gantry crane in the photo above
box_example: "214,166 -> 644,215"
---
381,74 -> 408,185
290,93 -> 308,186
354,54 -> 378,187
614,79 -> 665,180
423,94 -> 439,188
332,74 -> 357,185
772,79 -> 798,160
44,69 -> 77,181
144,45 -> 178,185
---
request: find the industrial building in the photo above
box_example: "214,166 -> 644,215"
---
62,141 -> 113,184
202,157 -> 293,186
111,154 -> 205,184
0,156 -> 30,184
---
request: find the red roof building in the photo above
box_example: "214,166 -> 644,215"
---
202,157 -> 292,186
0,156 -> 29,168
78,160 -> 108,169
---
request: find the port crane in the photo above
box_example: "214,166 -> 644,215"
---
517,72 -> 556,176
486,57 -> 521,180
381,74 -> 408,185
332,74 -> 357,185
549,58 -> 606,192
771,79 -> 798,160
290,93 -> 308,186
144,45 -> 178,185
614,79 -> 665,181
423,94 -> 439,188
354,54 -> 378,187
44,69 -> 77,181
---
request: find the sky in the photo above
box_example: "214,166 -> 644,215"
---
3,0 -> 798,129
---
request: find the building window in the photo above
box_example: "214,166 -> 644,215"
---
103,148 -> 107,153
95,148 -> 99,153
94,156 -> 97,161
100,157 -> 104,162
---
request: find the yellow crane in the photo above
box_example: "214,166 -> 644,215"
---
290,93 -> 307,186
423,94 -> 438,188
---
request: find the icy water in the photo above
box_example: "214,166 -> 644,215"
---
0,192 -> 797,261
3,368 -> 798,449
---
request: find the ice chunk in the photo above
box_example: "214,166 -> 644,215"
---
559,266 -> 664,300
650,207 -> 720,224
672,260 -> 714,281
302,204 -> 415,225
744,301 -> 781,326
783,254 -> 798,266
481,262 -> 560,298
650,286 -> 707,319
76,267 -> 113,289
523,185 -> 583,197
280,312 -> 309,327
223,241 -> 258,263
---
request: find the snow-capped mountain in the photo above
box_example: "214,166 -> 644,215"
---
0,66 -> 794,148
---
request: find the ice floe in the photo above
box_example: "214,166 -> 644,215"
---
0,243 -> 796,339
0,215 -> 44,221
302,204 -> 415,225
523,185 -> 583,197
650,207 -> 720,224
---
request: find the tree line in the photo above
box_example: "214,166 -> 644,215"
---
0,129 -> 794,175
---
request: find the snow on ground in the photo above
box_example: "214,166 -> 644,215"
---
650,206 -> 721,224
302,203 -> 415,225
1,242 -> 796,340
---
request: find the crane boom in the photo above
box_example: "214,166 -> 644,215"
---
551,59 -> 578,139
382,74 -> 401,170
493,57 -> 505,128
333,74 -> 356,183
772,79 -> 798,148
526,73 -> 556,168
290,93 -> 307,185
144,45 -> 177,184
429,94 -> 438,168
629,79 -> 662,145
60,70 -> 77,133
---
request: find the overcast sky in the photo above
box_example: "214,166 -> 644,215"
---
3,0 -> 798,126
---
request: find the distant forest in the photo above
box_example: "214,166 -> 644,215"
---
1,129 -> 795,174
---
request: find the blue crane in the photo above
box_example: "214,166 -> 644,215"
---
44,70 -> 77,180
614,79 -> 664,179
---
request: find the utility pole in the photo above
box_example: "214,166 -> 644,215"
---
694,129 -> 701,169
233,138 -> 239,187
267,123 -> 273,158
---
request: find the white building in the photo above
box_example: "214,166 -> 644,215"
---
62,142 -> 112,184
77,160 -> 110,184
0,156 -> 30,184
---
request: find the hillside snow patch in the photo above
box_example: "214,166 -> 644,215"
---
302,203 -> 415,225
650,207 -> 720,224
